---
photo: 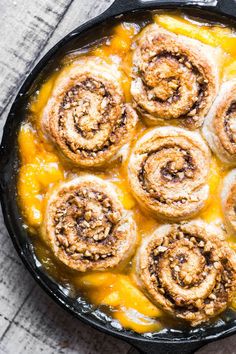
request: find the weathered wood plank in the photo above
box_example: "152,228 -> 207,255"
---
1,0 -> 236,353
0,212 -> 35,337
0,286 -> 130,354
0,0 -> 73,115
0,324 -> 60,354
43,0 -> 113,51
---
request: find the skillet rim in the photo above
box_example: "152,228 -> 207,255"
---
1,1 -> 236,349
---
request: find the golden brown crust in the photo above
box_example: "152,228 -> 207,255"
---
42,176 -> 137,271
131,24 -> 219,129
128,127 -> 210,221
203,80 -> 236,164
42,57 -> 137,167
221,170 -> 236,234
136,220 -> 236,326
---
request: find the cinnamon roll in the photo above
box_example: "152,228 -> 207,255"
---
42,57 -> 137,167
128,127 -> 210,221
221,170 -> 236,234
203,80 -> 236,164
42,176 -> 137,271
131,24 -> 219,129
136,221 -> 236,326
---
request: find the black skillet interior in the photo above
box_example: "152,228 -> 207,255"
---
1,1 -> 236,353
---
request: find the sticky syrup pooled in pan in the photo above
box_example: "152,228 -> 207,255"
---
17,12 -> 236,333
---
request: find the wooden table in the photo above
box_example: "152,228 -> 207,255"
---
0,1 -> 236,353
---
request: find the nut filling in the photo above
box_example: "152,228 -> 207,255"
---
128,127 -> 210,221
42,57 -> 137,167
131,24 -> 219,129
43,176 -> 137,271
136,221 -> 236,326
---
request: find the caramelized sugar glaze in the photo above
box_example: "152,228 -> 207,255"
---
17,12 -> 236,333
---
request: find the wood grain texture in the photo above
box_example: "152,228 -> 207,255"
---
0,0 -> 236,353
0,0 -> 71,115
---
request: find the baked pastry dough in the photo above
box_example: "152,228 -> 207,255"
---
136,220 -> 236,326
221,169 -> 236,234
42,57 -> 137,167
42,176 -> 137,271
131,24 -> 219,129
203,80 -> 236,164
128,126 -> 210,221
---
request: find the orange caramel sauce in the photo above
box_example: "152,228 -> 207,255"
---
17,13 -> 236,333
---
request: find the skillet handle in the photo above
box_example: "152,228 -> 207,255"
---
217,0 -> 236,17
105,0 -> 236,19
127,341 -> 205,354
104,0 -> 220,17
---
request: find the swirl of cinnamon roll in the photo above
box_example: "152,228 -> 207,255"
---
128,127 -> 210,221
42,176 -> 137,271
221,170 -> 236,234
42,57 -> 137,167
131,24 -> 219,129
203,80 -> 236,164
136,220 -> 236,326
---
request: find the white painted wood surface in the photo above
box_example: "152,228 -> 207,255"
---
0,1 -> 236,353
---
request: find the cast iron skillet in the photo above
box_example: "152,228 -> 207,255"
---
1,0 -> 236,353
